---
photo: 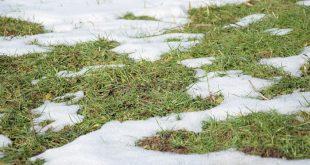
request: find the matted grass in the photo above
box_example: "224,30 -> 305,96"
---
0,17 -> 44,36
0,0 -> 309,164
120,12 -> 157,20
137,111 -> 310,159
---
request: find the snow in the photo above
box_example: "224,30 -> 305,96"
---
0,135 -> 11,159
297,0 -> 310,6
0,37 -> 48,56
1,0 -> 309,164
54,91 -> 85,104
31,91 -> 85,133
194,69 -> 207,78
31,76 -> 47,85
0,135 -> 11,148
113,40 -> 200,61
224,14 -> 266,28
56,64 -> 124,78
32,101 -> 83,133
31,68 -> 310,164
265,28 -> 293,36
187,70 -> 274,99
32,90 -> 310,164
179,57 -> 215,68
260,46 -> 310,77
0,0 -> 246,61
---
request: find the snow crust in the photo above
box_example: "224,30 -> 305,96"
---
224,14 -> 266,28
31,91 -> 85,133
179,57 -> 215,68
0,0 -> 246,61
260,46 -> 310,77
265,28 -> 293,36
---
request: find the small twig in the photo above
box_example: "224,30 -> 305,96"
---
248,80 -> 269,100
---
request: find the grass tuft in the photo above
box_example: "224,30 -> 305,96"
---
0,17 -> 45,36
120,12 -> 157,21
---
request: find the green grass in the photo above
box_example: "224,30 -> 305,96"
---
0,0 -> 309,164
0,39 -> 218,164
120,12 -> 157,21
0,17 -> 45,36
166,0 -> 310,97
137,111 -> 310,159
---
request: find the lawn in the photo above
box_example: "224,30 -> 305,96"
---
0,0 -> 309,164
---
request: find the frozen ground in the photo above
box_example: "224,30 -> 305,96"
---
0,0 -> 309,164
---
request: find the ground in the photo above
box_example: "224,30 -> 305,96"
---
0,0 -> 309,164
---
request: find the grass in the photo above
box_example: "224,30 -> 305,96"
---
0,0 -> 309,164
0,17 -> 44,37
166,0 -> 310,97
120,12 -> 157,21
0,39 -> 217,164
137,111 -> 310,159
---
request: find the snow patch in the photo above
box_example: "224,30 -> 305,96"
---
56,64 -> 124,78
31,76 -> 47,85
113,40 -> 200,61
179,57 -> 215,68
260,46 -> 310,77
0,135 -> 11,148
297,0 -> 310,6
54,91 -> 85,104
0,135 -> 12,158
194,69 -> 207,78
224,14 -> 266,28
265,28 -> 293,36
32,101 -> 83,133
187,70 -> 274,99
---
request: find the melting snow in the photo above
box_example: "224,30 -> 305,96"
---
2,0 -> 309,164
31,76 -> 47,85
224,14 -> 266,28
179,57 -> 215,68
56,64 -> 124,78
31,69 -> 310,164
260,46 -> 310,77
194,69 -> 207,78
31,91 -> 85,133
297,0 -> 310,6
54,91 -> 85,104
265,28 -> 293,36
0,135 -> 11,158
187,70 -> 274,99
31,91 -> 310,164
0,135 -> 11,148
0,0 -> 246,61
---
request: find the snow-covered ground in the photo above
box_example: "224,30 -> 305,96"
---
0,0 -> 245,61
0,0 -> 309,164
